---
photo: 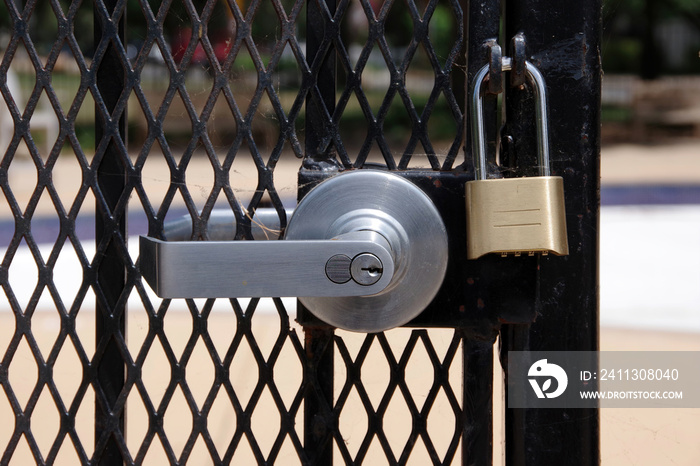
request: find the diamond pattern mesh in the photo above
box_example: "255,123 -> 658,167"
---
0,0 -> 480,463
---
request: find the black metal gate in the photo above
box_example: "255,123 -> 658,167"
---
0,0 -> 600,464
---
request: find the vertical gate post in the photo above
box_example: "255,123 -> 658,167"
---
94,0 -> 127,463
304,0 -> 338,168
462,338 -> 494,465
302,0 -> 337,463
501,1 -> 601,465
460,3 -> 500,463
303,325 -> 335,465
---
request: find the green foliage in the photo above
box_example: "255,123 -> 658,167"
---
602,38 -> 642,73
603,0 -> 700,75
384,2 -> 414,50
429,4 -> 456,62
601,105 -> 633,122
74,124 -> 96,152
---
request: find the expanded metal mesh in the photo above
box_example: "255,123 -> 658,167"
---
0,0 -> 477,463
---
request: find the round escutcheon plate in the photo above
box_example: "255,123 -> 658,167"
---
285,170 -> 448,332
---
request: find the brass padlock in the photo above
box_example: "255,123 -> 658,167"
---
466,59 -> 568,259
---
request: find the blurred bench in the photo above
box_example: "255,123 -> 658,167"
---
1,68 -> 60,156
603,75 -> 700,141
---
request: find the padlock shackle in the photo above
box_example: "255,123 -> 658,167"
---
526,62 -> 551,177
471,59 -> 550,180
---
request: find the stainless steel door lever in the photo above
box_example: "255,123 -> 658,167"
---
140,170 -> 448,332
139,230 -> 395,298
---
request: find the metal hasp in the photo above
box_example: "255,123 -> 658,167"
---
466,58 -> 569,259
140,170 -> 448,332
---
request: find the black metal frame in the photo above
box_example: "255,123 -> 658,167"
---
500,2 -> 602,465
0,0 -> 600,463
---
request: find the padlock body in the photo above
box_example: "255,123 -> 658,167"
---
465,176 -> 568,259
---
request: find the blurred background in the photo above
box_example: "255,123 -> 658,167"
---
1,0 -> 699,152
0,0 -> 698,464
597,3 -> 700,465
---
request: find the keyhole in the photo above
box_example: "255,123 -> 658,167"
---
351,253 -> 384,285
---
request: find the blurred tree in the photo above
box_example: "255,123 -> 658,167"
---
0,0 -> 696,77
641,0 -> 661,79
604,0 -> 700,77
0,0 -> 232,60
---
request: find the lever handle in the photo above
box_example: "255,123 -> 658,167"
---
139,230 -> 394,298
139,170 -> 448,332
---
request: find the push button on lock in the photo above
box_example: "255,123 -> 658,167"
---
466,57 -> 569,259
